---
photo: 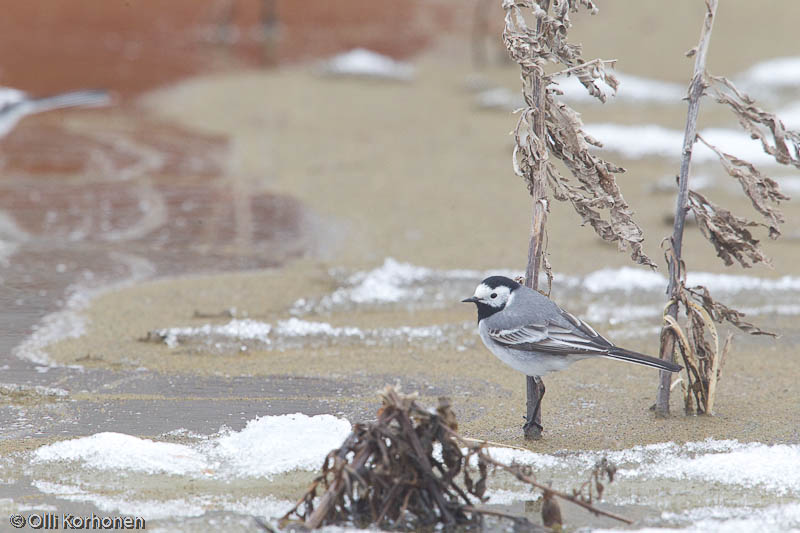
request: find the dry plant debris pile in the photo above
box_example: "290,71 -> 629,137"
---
280,386 -> 630,530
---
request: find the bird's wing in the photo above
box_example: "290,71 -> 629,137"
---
488,309 -> 614,356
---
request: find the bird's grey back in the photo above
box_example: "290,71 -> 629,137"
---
482,285 -> 572,331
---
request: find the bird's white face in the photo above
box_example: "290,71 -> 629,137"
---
471,283 -> 511,308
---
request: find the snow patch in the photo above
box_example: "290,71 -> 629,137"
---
33,433 -> 210,476
474,87 -> 522,110
778,101 -> 800,130
617,440 -> 800,496
740,56 -> 800,89
581,266 -> 800,294
209,413 -> 352,479
582,267 -> 665,293
476,72 -> 685,110
317,48 -> 414,81
32,480 -> 293,521
292,258 -> 514,313
0,383 -> 69,398
596,502 -> 800,533
557,72 -> 684,103
154,319 -> 273,348
151,316 -> 454,349
583,124 -> 783,165
32,413 -> 352,480
774,175 -> 800,194
335,257 -> 440,304
483,488 -> 540,505
276,318 -> 363,338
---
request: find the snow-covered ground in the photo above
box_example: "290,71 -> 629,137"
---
8,414 -> 799,530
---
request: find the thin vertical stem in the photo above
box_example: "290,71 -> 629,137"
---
523,0 -> 550,440
656,0 -> 718,416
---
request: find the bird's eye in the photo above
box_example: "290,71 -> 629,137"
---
490,293 -> 497,299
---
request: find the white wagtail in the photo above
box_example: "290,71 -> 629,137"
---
0,87 -> 110,138
462,275 -> 681,377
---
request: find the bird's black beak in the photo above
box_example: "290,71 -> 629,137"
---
461,296 -> 479,303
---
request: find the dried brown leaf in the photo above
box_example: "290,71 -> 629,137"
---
685,285 -> 777,336
697,135 -> 789,236
688,189 -> 771,267
710,75 -> 800,168
545,98 -> 655,268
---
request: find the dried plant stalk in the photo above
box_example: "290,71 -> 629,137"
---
504,0 -> 653,269
656,0 -> 719,416
656,0 -> 792,416
503,0 -> 654,440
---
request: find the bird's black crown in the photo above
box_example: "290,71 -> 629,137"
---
481,275 -> 520,291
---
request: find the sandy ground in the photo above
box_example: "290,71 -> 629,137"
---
33,54 -> 800,453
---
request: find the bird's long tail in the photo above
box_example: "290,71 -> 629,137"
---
30,90 -> 110,113
604,347 -> 682,372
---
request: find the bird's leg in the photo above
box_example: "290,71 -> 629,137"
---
523,375 -> 545,440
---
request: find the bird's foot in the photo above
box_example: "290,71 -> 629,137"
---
522,416 -> 543,440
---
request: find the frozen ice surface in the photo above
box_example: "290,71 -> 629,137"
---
32,481 -> 212,519
317,48 -> 414,81
470,439 -> 800,499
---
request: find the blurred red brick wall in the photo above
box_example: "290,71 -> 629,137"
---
0,0 -> 454,97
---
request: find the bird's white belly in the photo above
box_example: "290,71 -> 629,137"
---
478,328 -> 574,376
